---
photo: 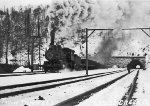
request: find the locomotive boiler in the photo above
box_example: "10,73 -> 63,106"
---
43,45 -> 82,73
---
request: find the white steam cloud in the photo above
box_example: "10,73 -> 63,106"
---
45,0 -> 150,63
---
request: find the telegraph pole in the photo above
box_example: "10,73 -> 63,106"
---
6,9 -> 10,64
31,36 -> 34,72
25,10 -> 31,67
85,27 -> 150,75
86,28 -> 88,75
38,16 -> 41,69
85,28 -> 113,75
30,15 -> 41,72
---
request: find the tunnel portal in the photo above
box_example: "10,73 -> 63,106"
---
127,59 -> 145,70
107,56 -> 146,69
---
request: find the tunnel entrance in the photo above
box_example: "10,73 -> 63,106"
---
136,65 -> 140,69
127,59 -> 144,70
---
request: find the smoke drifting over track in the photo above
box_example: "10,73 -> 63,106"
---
45,0 -> 150,63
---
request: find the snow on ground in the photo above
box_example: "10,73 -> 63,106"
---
76,70 -> 138,106
0,68 -> 127,106
0,68 -> 125,87
133,69 -> 150,106
76,69 -> 150,106
1,68 -> 150,106
2,68 -> 150,106
13,66 -> 31,72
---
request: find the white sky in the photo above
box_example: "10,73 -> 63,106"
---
0,0 -> 150,57
0,0 -> 53,9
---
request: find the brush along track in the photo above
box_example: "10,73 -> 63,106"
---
54,71 -> 132,106
118,70 -> 139,106
0,70 -> 126,99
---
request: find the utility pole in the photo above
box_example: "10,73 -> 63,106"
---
38,16 -> 41,69
31,36 -> 34,72
0,13 -> 4,62
5,9 -> 10,64
31,16 -> 41,72
25,10 -> 31,68
0,16 -> 1,62
85,27 -> 150,74
86,28 -> 88,75
85,28 -> 113,75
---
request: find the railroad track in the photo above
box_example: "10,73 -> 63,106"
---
54,70 -> 133,106
0,71 -> 45,77
0,69 -> 126,99
118,70 -> 139,106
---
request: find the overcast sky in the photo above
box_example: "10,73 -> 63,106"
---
0,0 -> 52,9
1,0 -> 150,56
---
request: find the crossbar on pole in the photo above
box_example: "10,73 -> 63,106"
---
84,27 -> 150,76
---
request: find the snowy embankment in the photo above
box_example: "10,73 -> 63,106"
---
13,66 -> 31,72
0,68 -> 126,106
0,68 -> 125,87
77,69 -> 150,106
133,69 -> 150,106
76,70 -> 138,106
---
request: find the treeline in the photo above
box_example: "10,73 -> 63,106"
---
0,0 -> 94,65
0,6 -> 48,65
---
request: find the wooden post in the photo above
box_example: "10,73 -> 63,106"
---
86,28 -> 88,75
38,16 -> 41,69
31,37 -> 34,72
5,30 -> 8,64
0,17 -> 1,62
26,11 -> 31,67
6,10 -> 10,64
39,38 -> 41,69
27,39 -> 30,66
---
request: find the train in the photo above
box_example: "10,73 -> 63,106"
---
43,45 -> 82,73
42,45 -> 105,73
42,28 -> 106,73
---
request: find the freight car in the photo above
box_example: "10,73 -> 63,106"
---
81,59 -> 106,70
43,45 -> 82,73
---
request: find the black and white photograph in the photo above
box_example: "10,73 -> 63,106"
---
0,0 -> 150,106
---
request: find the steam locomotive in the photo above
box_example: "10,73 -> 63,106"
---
43,45 -> 82,73
42,28 -> 105,73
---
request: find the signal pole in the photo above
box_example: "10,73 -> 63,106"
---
85,27 -> 150,75
31,36 -> 34,72
5,9 -> 10,64
38,16 -> 41,70
85,28 -> 113,75
25,10 -> 31,68
86,28 -> 88,75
